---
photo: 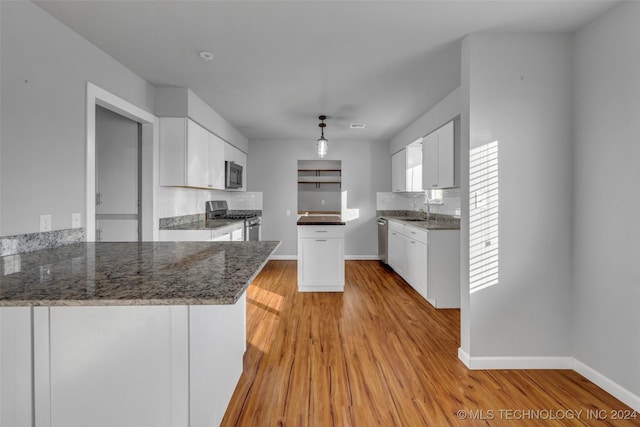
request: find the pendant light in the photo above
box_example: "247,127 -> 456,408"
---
317,115 -> 328,158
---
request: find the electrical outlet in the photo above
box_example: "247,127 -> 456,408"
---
40,214 -> 52,232
286,210 -> 291,216
72,213 -> 81,228
321,199 -> 325,205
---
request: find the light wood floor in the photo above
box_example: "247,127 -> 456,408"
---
222,260 -> 639,426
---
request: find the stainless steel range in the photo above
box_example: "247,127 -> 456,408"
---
206,201 -> 261,241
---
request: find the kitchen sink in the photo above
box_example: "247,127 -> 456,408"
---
402,218 -> 426,222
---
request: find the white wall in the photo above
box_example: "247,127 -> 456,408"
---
1,1 -> 156,235
390,87 -> 460,155
248,139 -> 390,257
462,34 -> 574,359
572,1 -> 640,400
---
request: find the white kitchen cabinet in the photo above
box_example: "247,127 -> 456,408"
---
160,118 -> 225,189
391,150 -> 406,192
208,132 -> 226,190
387,220 -> 460,308
1,299 -> 246,427
423,120 -> 458,189
388,221 -> 405,275
391,146 -> 422,192
224,142 -> 247,191
405,235 -> 428,298
297,225 -> 345,292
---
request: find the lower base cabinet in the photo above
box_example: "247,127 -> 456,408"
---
0,296 -> 246,427
387,221 -> 460,308
297,225 -> 345,292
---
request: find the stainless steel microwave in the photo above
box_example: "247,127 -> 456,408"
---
225,161 -> 243,189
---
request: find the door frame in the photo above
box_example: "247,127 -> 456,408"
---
86,82 -> 159,241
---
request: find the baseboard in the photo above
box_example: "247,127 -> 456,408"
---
345,255 -> 380,260
457,350 -> 640,411
458,348 -> 471,368
268,255 -> 297,260
573,359 -> 640,412
269,255 -> 380,261
458,351 -> 573,370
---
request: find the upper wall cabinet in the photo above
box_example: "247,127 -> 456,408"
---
160,118 -> 225,189
392,145 -> 422,192
422,120 -> 458,189
224,142 -> 247,191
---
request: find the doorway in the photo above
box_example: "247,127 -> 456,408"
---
86,82 -> 159,242
95,105 -> 142,242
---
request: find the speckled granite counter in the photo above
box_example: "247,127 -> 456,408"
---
380,215 -> 460,230
297,215 -> 346,226
160,219 -> 243,231
0,241 -> 280,307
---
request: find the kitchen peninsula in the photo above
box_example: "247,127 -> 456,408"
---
0,240 -> 279,427
297,215 -> 345,292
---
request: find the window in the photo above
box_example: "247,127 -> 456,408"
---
469,141 -> 499,293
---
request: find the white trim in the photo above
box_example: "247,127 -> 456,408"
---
458,347 -> 471,368
460,354 -> 573,370
86,82 -> 159,242
457,351 -> 640,411
345,255 -> 380,260
268,255 -> 380,261
33,307 -> 52,427
573,359 -> 640,412
269,255 -> 297,260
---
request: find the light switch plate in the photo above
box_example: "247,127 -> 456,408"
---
40,214 -> 52,232
72,213 -> 81,228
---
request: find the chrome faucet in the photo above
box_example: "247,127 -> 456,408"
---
423,191 -> 431,220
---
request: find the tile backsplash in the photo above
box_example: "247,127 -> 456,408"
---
376,189 -> 461,217
0,228 -> 85,257
158,187 -> 263,218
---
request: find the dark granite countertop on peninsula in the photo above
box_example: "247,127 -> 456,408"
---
297,216 -> 346,226
0,241 -> 280,307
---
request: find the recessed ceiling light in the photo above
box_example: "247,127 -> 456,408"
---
349,123 -> 366,129
199,51 -> 214,61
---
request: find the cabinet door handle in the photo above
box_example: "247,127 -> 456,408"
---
315,239 -> 327,242
315,230 -> 327,233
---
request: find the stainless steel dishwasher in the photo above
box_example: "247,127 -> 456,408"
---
377,217 -> 388,265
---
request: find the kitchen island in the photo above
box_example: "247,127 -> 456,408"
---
0,241 -> 279,427
297,215 -> 345,292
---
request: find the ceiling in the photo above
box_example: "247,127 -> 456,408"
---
34,0 -> 617,144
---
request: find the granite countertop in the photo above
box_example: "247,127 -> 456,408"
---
0,241 -> 280,307
381,215 -> 460,230
160,219 -> 243,231
297,216 -> 346,226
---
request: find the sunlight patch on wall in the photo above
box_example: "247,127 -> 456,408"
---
470,141 -> 499,293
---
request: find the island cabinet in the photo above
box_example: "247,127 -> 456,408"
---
160,117 -> 225,189
297,219 -> 345,292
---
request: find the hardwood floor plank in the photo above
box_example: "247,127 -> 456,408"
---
222,260 -> 639,426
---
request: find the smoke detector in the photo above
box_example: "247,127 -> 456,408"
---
349,123 -> 366,129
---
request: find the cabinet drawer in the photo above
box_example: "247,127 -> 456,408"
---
403,225 -> 428,245
297,225 -> 345,239
389,221 -> 404,233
